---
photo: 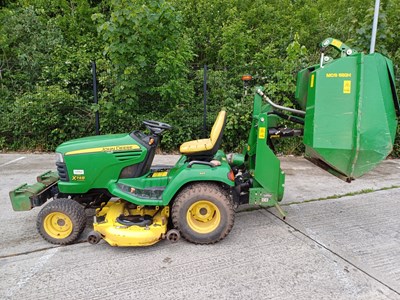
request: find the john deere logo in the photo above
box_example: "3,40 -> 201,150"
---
101,145 -> 137,152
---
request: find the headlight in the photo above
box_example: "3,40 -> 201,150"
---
55,152 -> 64,163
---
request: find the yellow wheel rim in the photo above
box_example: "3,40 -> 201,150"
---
43,212 -> 73,239
187,200 -> 220,234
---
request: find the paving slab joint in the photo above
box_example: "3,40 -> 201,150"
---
283,185 -> 400,206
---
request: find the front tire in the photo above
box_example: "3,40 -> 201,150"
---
171,183 -> 234,244
37,198 -> 86,245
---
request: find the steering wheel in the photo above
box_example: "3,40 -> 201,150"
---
142,120 -> 172,135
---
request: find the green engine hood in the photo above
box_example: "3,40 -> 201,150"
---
55,133 -> 147,195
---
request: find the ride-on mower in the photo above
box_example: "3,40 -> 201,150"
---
9,38 -> 399,247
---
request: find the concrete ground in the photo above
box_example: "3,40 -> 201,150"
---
0,153 -> 399,299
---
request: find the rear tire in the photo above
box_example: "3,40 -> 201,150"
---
37,198 -> 86,245
171,183 -> 234,244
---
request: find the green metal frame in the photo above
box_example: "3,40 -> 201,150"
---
9,171 -> 59,211
243,88 -> 286,208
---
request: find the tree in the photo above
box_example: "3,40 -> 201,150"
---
94,0 -> 194,135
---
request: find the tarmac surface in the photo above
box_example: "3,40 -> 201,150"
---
0,153 -> 399,299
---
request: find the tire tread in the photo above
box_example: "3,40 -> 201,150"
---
171,182 -> 234,244
36,198 -> 86,245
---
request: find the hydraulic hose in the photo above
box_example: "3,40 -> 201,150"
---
256,89 -> 306,117
267,111 -> 304,125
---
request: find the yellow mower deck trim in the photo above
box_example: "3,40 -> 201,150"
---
94,201 -> 169,247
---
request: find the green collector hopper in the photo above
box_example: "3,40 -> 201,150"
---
296,38 -> 399,181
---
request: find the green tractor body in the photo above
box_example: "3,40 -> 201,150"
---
9,38 -> 399,247
55,134 -> 234,207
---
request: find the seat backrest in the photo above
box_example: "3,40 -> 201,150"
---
198,110 -> 226,159
210,110 -> 226,143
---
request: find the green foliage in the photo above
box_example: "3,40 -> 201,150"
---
0,0 -> 399,156
392,125 -> 400,158
2,85 -> 92,150
0,0 -> 104,151
93,0 -> 193,131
